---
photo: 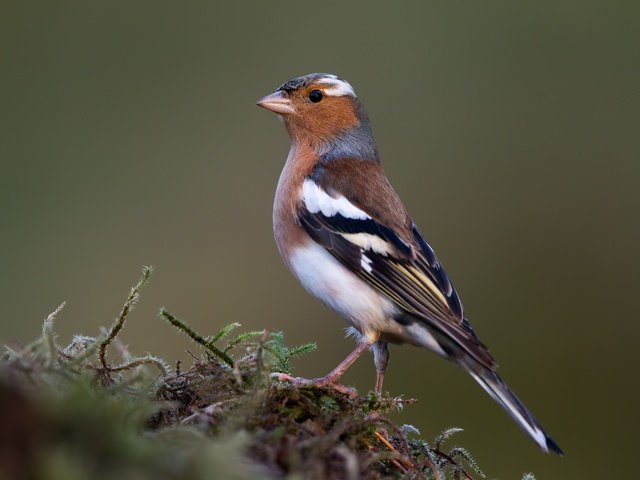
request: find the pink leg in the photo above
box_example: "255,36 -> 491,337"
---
372,341 -> 389,396
272,340 -> 374,396
375,370 -> 385,395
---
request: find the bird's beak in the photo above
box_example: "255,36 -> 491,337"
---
256,91 -> 295,115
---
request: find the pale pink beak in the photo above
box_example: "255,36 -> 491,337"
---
256,90 -> 295,115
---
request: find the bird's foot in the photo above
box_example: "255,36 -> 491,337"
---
270,372 -> 358,397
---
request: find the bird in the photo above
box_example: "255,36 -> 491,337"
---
256,72 -> 563,455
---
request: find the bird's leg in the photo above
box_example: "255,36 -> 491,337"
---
271,338 -> 375,396
372,340 -> 389,395
319,339 -> 373,384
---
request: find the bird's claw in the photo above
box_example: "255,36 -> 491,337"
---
270,372 -> 358,397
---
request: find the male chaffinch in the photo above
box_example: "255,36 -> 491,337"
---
257,73 -> 562,455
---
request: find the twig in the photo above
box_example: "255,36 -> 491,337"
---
158,308 -> 234,367
374,431 -> 412,473
433,449 -> 474,480
108,355 -> 169,376
250,329 -> 269,393
42,302 -> 66,368
99,266 -> 153,372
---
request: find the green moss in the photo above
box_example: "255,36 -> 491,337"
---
0,267 -> 529,480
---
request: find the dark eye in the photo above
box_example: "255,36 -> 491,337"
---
308,89 -> 323,103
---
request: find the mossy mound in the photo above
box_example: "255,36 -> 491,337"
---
0,267 -> 515,480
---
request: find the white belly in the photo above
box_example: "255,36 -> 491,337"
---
288,241 -> 402,342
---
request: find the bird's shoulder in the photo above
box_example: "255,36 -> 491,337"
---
307,157 -> 414,245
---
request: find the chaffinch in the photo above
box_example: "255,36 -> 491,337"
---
257,73 -> 562,455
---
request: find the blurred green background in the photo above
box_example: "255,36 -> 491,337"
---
1,1 -> 638,478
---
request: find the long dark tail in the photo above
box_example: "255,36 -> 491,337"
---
467,366 -> 563,455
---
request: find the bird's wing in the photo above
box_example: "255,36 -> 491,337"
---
300,162 -> 495,369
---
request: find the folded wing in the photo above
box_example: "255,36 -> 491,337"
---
298,177 -> 496,369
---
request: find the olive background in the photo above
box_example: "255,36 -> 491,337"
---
2,2 -> 638,478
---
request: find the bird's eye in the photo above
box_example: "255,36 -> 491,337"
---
308,89 -> 323,103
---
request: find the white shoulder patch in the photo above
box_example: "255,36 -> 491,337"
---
317,74 -> 356,97
302,179 -> 369,220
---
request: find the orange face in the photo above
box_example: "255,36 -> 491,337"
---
257,75 -> 361,146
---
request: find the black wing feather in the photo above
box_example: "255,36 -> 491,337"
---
298,206 -> 495,369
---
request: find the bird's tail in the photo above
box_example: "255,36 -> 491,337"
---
467,365 -> 564,455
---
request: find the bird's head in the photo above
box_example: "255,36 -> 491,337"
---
257,73 -> 377,161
